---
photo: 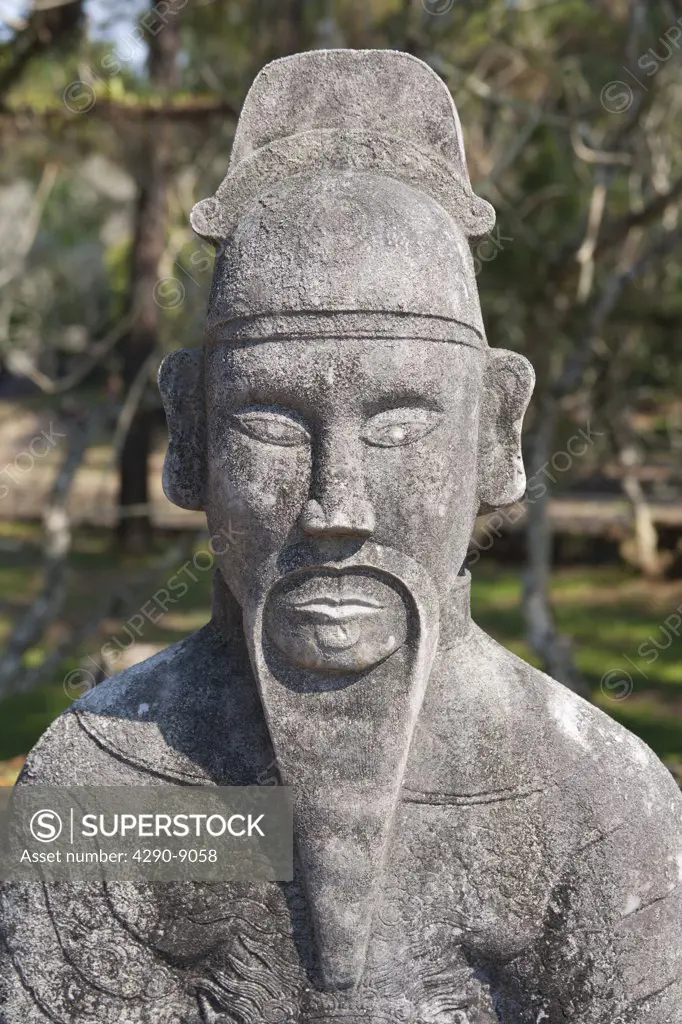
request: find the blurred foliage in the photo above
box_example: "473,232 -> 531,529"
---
1,0 -> 680,404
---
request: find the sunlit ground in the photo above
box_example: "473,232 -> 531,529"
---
1,521 -> 681,784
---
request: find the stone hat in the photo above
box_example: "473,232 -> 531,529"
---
191,49 -> 496,347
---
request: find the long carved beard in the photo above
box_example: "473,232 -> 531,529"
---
242,542 -> 440,992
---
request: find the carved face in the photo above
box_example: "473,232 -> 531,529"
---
203,336 -> 485,673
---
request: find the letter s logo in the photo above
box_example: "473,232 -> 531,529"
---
29,809 -> 63,843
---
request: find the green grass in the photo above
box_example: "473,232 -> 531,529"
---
1,524 -> 681,768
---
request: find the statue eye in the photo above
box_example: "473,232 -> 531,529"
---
361,407 -> 440,448
232,410 -> 310,447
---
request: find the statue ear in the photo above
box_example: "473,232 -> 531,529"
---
158,348 -> 205,511
477,348 -> 535,512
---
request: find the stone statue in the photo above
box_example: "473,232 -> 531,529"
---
2,49 -> 681,1024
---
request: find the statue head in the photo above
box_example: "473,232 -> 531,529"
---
159,49 -> 534,678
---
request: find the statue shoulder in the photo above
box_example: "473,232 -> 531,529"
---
18,626 -> 264,785
490,631 -> 682,831
422,625 -> 682,826
15,706 -> 108,786
493,628 -> 677,781
72,626 -> 208,720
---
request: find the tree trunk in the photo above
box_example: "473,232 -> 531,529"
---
620,456 -> 661,578
117,5 -> 181,553
522,401 -> 591,699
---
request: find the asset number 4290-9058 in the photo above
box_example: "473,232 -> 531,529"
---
132,849 -> 218,863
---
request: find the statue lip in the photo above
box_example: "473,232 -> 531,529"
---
288,595 -> 384,622
281,572 -> 387,609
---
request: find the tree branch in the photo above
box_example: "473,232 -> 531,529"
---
7,316 -> 133,394
0,0 -> 84,104
593,174 -> 682,259
1,96 -> 239,124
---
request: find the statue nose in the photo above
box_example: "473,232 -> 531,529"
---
301,447 -> 375,539
301,497 -> 375,539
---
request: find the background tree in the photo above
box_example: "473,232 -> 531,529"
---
116,0 -> 182,552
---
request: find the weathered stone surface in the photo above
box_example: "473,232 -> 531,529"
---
2,48 -> 681,1024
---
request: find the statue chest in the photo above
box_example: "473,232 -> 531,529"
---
97,794 -> 557,1023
